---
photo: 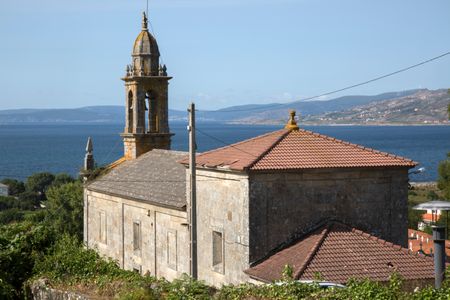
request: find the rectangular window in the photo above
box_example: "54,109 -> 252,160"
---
167,230 -> 177,270
212,231 -> 224,272
133,221 -> 141,252
99,211 -> 107,244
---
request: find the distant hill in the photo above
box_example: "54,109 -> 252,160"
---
302,89 -> 450,125
0,106 -> 185,124
0,89 -> 448,125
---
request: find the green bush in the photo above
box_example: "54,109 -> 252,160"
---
0,208 -> 24,224
34,234 -> 125,283
51,173 -> 75,188
25,172 -> 55,199
44,181 -> 83,239
0,221 -> 55,298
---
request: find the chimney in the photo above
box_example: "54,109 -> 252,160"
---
432,226 -> 446,289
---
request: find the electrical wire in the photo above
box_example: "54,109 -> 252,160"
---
195,128 -> 259,158
205,50 -> 450,113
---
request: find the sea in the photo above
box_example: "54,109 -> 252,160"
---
0,123 -> 449,183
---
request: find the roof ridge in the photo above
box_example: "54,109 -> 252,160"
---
297,128 -> 417,165
246,130 -> 291,170
294,224 -> 330,280
191,129 -> 287,164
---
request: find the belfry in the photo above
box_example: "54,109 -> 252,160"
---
121,12 -> 173,159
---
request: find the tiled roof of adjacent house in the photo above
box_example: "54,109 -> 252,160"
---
87,149 -> 187,209
181,128 -> 417,171
245,222 -> 435,284
408,229 -> 450,258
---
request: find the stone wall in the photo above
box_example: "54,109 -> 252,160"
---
84,190 -> 189,281
195,169 -> 251,286
248,167 -> 409,262
29,279 -> 90,300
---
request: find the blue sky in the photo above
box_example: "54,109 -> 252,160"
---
0,0 -> 449,111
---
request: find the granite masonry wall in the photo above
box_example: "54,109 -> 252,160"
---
248,167 -> 410,262
194,169 -> 251,287
84,190 -> 189,281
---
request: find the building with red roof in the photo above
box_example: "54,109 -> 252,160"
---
177,111 -> 423,286
84,15 -> 429,286
246,222 -> 435,286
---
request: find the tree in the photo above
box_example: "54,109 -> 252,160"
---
437,152 -> 450,199
51,173 -> 75,188
408,207 -> 423,230
44,182 -> 83,240
0,179 -> 25,196
17,191 -> 40,209
25,173 -> 55,199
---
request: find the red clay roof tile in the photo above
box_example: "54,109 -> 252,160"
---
181,128 -> 417,171
245,222 -> 435,284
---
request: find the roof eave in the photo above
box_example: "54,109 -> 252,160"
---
86,186 -> 187,212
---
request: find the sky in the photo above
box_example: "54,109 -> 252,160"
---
0,0 -> 449,111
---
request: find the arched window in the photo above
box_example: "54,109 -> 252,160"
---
146,90 -> 158,133
127,90 -> 134,133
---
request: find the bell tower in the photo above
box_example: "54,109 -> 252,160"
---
121,12 -> 173,159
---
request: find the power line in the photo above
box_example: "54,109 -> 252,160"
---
210,50 -> 450,113
196,128 -> 259,158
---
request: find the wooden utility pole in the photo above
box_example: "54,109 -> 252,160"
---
188,102 -> 198,279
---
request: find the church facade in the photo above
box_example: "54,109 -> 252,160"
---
84,13 -> 434,287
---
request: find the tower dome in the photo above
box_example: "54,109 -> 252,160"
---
130,12 -> 160,76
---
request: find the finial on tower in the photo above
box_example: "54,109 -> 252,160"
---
285,110 -> 299,131
84,137 -> 95,171
142,11 -> 148,30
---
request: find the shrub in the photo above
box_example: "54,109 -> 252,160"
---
25,172 -> 55,199
44,181 -> 83,239
0,221 -> 55,298
0,208 -> 24,224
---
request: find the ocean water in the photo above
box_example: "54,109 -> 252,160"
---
0,123 -> 448,182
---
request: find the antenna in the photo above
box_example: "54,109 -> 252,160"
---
146,0 -> 149,18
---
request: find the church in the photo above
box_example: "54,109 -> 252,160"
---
84,12 -> 436,287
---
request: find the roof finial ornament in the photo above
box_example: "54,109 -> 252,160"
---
84,137 -> 95,171
142,11 -> 148,30
285,110 -> 299,131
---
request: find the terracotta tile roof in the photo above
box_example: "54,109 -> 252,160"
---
421,213 -> 441,223
181,128 -> 417,171
408,229 -> 450,258
181,130 -> 288,170
245,222 -> 435,284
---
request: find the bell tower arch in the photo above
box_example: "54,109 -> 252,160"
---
121,12 -> 173,159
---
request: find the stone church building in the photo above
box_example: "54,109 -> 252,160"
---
84,13 -> 435,287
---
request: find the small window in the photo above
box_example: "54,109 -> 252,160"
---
99,211 -> 107,244
212,231 -> 224,272
167,230 -> 177,270
133,221 -> 141,252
